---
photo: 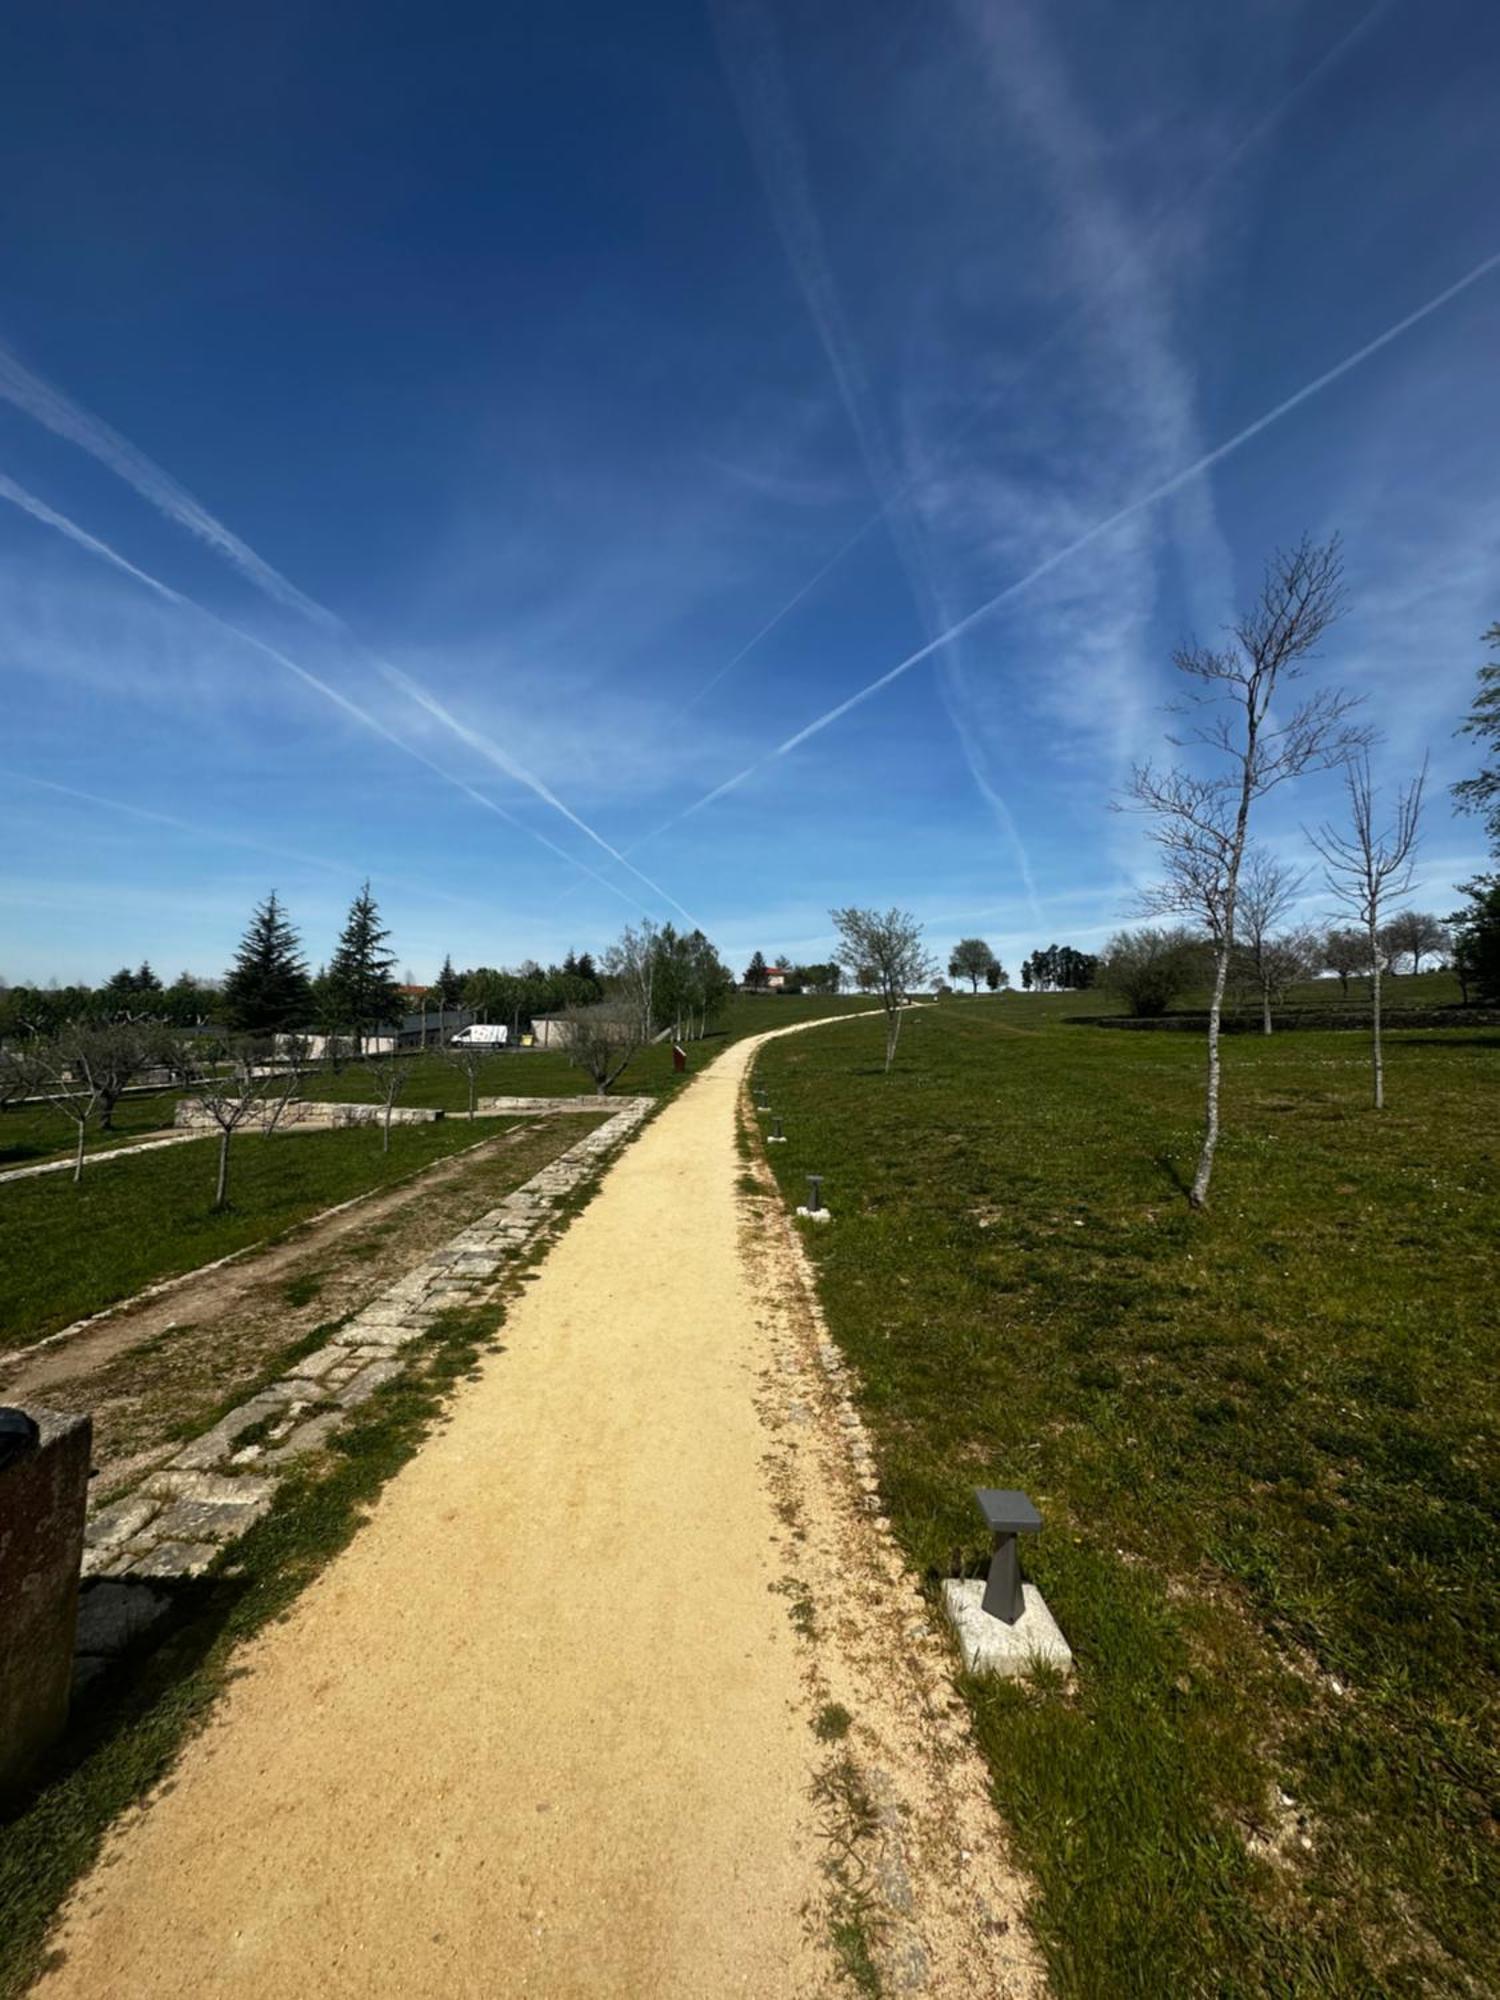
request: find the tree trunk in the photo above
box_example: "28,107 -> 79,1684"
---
72,1120 -> 85,1185
383,1103 -> 392,1153
884,1002 -> 903,1072
468,1074 -> 476,1121
214,1127 -> 231,1209
1369,920 -> 1384,1109
1262,981 -> 1273,1036
1190,939 -> 1232,1208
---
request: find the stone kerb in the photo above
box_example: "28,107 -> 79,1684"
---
78,1097 -> 653,1609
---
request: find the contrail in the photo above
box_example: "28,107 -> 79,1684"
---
687,0 -> 1402,713
0,346 -> 692,921
0,348 -> 337,631
377,661 -> 697,924
644,249 -> 1500,834
0,769 -> 476,911
0,474 -> 652,917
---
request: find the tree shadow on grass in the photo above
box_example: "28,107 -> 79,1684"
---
1151,1152 -> 1193,1200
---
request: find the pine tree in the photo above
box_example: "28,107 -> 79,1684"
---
223,892 -> 313,1035
322,883 -> 400,1050
435,953 -> 464,1008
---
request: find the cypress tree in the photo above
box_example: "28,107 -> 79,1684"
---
222,892 -> 313,1034
322,883 -> 401,1050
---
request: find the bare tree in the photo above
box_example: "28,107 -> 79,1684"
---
364,1048 -> 415,1153
440,1039 -> 486,1120
0,1042 -> 38,1115
1378,909 -> 1449,976
1127,536 -> 1365,1206
23,1024 -> 164,1183
190,1039 -> 287,1209
830,907 -> 936,1071
1235,851 -> 1309,1034
1311,756 -> 1425,1109
558,999 -> 644,1096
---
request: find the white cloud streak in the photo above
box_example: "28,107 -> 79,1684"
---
0,472 -> 651,916
711,0 -> 1041,912
0,346 -> 338,631
0,345 -> 692,922
643,247 -> 1500,832
691,0 -> 1398,713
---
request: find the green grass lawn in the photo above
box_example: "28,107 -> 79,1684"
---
0,1117 -> 540,1347
752,1003 -> 1498,1999
0,992 -> 878,1170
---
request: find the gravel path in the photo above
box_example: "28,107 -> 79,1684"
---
34,1020 -> 1040,1998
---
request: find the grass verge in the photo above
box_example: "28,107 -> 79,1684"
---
0,1119 -> 541,1348
753,1004 -> 1499,1998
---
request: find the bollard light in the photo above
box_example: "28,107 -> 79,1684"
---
806,1174 -> 824,1214
974,1488 -> 1042,1625
772,1116 -> 784,1139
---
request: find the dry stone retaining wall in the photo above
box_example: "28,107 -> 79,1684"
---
77,1096 -> 653,1633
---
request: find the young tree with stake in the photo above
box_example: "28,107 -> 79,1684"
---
1127,536 -> 1365,1206
1311,756 -> 1425,1109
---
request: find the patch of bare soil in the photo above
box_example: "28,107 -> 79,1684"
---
0,1119 -> 601,1500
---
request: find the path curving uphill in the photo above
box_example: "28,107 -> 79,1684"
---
34,1016 -> 1041,1999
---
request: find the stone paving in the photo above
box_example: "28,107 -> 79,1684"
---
74,1096 -> 653,1646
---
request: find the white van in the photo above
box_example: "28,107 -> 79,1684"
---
446,1023 -> 509,1048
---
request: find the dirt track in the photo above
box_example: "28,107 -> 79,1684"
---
35,1021 -> 1041,1998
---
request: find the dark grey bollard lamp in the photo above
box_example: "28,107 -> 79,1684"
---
772,1115 -> 784,1140
975,1488 -> 1042,1625
805,1174 -> 824,1214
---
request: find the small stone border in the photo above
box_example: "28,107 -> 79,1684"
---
77,1096 -> 652,1611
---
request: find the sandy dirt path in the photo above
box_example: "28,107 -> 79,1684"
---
34,1022 -> 1041,1999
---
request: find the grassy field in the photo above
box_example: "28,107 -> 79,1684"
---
0,1117 -> 534,1347
751,1001 -> 1498,1998
0,992 -> 878,1170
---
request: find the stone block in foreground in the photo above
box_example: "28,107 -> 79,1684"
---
1,1407 -> 92,1801
942,1579 -> 1073,1678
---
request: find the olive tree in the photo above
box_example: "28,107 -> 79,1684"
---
830,907 -> 936,1071
559,999 -> 644,1096
1127,536 -> 1364,1207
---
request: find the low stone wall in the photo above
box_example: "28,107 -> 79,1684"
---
1,1408 -> 91,1801
473,1095 -> 618,1115
174,1099 -> 443,1132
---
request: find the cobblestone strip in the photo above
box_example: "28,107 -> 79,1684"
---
0,1131 -> 205,1186
76,1096 -> 653,1607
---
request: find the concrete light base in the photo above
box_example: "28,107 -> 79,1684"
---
795,1206 -> 832,1224
766,1135 -> 787,1144
942,1579 -> 1073,1679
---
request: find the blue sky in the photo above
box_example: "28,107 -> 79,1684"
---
1,0 -> 1496,986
